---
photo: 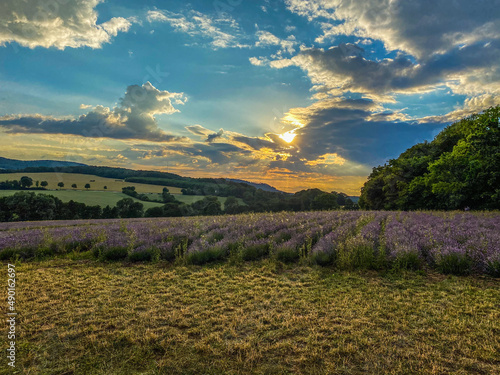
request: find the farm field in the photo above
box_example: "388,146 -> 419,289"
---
1,211 -> 499,276
0,172 -> 183,194
0,211 -> 499,374
0,190 -> 232,209
0,190 -> 164,210
4,259 -> 500,374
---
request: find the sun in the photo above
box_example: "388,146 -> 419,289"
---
279,130 -> 297,143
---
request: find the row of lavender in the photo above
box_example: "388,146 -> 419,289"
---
0,211 -> 498,276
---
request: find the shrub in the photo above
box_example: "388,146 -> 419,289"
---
241,241 -> 269,261
0,248 -> 17,261
187,248 -> 227,265
311,251 -> 336,266
129,247 -> 154,262
337,237 -> 375,270
101,246 -> 129,261
275,247 -> 300,264
436,253 -> 472,275
486,258 -> 500,277
392,251 -> 422,271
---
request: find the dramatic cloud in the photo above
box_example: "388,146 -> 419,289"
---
270,98 -> 444,169
0,82 -> 187,142
147,9 -> 248,49
0,0 -> 131,49
285,0 -> 500,58
275,0 -> 500,116
269,41 -> 500,100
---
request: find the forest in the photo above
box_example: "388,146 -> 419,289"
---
359,106 -> 500,210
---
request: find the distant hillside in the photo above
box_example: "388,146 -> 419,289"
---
226,179 -> 284,193
348,196 -> 360,204
0,157 -> 87,170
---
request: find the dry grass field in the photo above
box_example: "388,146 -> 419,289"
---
3,259 -> 499,375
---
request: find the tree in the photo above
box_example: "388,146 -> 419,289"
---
145,206 -> 165,218
57,182 -> 64,189
102,205 -> 119,219
85,183 -> 91,190
162,187 -> 178,203
311,192 -> 340,210
35,181 -> 39,188
40,181 -> 48,188
20,176 -> 33,189
116,198 -> 144,218
360,106 -> 500,210
104,186 -> 107,190
191,196 -> 222,216
224,196 -> 241,214
72,184 -> 77,189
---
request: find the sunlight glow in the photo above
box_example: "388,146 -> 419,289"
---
279,130 -> 297,143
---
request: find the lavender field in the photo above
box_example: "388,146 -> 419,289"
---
1,211 -> 499,276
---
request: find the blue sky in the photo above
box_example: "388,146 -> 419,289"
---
0,0 -> 499,194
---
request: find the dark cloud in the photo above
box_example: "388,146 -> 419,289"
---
288,99 -> 445,166
206,129 -> 224,142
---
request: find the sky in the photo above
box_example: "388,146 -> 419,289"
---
0,0 -> 499,195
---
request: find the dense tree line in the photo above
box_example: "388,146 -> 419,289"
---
359,106 -> 500,210
0,188 -> 356,222
0,176 -> 48,190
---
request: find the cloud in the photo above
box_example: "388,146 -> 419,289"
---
285,0 -> 500,58
279,0 -> 500,116
267,41 -> 500,102
267,98 -> 445,169
147,9 -> 249,49
0,82 -> 188,142
0,0 -> 132,49
206,129 -> 224,142
255,31 -> 297,54
420,94 -> 500,123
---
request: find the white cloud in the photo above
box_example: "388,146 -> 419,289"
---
279,0 -> 500,118
249,57 -> 267,66
0,82 -> 187,142
255,31 -> 297,54
0,0 -> 132,49
147,9 -> 249,49
286,0 -> 500,58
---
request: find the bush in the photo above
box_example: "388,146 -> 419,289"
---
392,251 -> 422,271
129,248 -> 154,262
486,259 -> 500,277
337,238 -> 375,270
187,248 -> 227,265
241,242 -> 269,261
101,247 -> 129,261
311,251 -> 336,266
436,253 -> 472,275
275,247 -> 300,264
0,248 -> 17,260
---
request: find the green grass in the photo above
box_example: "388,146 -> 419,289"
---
4,259 -> 499,374
0,190 -> 164,209
0,172 -> 183,194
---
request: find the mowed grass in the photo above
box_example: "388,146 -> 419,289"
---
5,259 -> 499,375
0,173 -> 183,194
0,190 -> 164,210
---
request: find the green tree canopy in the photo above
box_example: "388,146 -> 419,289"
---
360,106 -> 500,210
